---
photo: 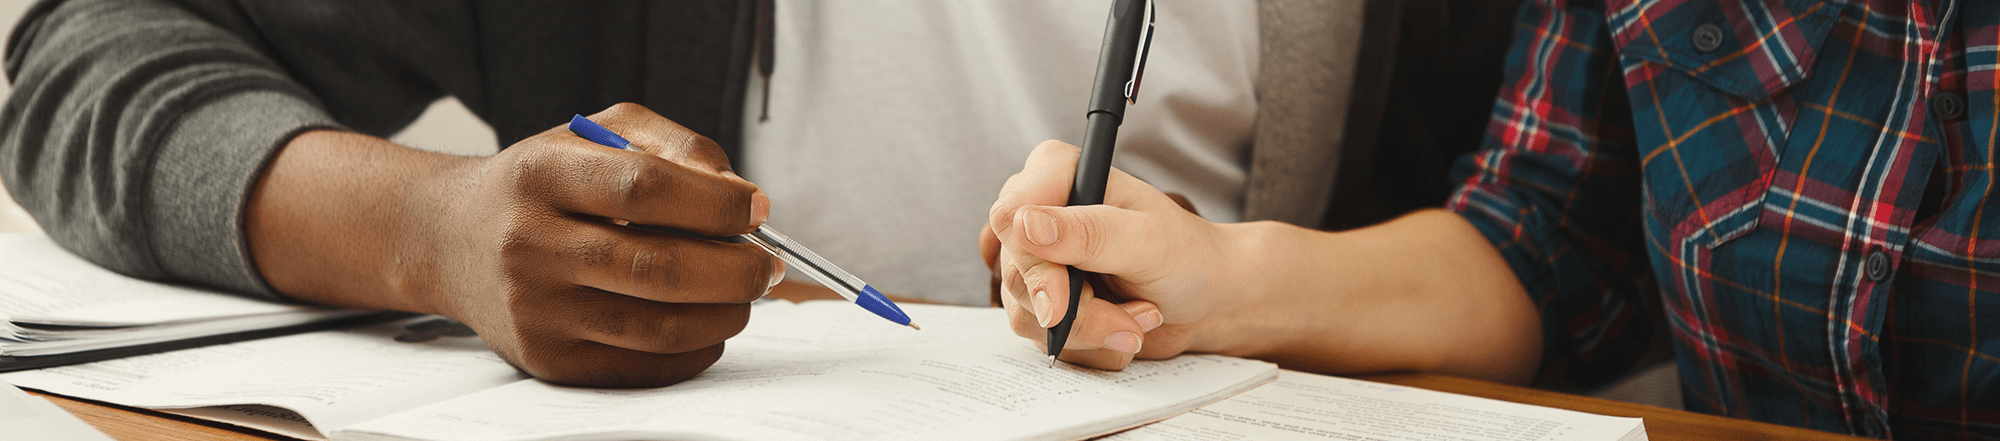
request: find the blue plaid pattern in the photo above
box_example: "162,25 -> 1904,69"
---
1446,0 -> 2000,438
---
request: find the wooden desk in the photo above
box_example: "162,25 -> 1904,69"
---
21,285 -> 1872,440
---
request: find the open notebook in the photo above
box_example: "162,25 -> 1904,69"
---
3,301 -> 1278,441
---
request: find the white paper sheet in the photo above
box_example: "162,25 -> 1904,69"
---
1105,371 -> 1646,441
333,302 -> 1276,441
2,317 -> 523,438
0,234 -> 311,326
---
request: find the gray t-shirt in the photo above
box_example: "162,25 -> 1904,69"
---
742,0 -> 1258,305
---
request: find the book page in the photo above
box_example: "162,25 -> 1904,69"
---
1106,371 -> 1645,441
336,302 -> 1278,441
0,317 -> 524,439
0,234 -> 312,326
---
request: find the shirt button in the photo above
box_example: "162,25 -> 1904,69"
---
1865,251 -> 1891,282
1934,91 -> 1966,120
1692,24 -> 1724,53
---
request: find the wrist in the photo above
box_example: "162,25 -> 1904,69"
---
1199,215 -> 1464,375
381,147 -> 485,314
246,130 -> 472,314
1192,220 -> 1320,357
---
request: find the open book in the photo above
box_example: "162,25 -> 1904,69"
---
0,235 -> 400,370
3,300 -> 1279,441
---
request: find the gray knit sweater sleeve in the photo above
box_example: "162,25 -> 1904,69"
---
1,0 -> 737,299
0,0 -> 462,298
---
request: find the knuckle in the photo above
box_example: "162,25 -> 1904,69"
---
716,181 -> 757,228
634,240 -> 682,288
1022,260 -> 1059,290
639,316 -> 691,353
689,133 -> 723,155
628,247 -> 658,287
502,148 -> 548,187
1001,266 -> 1027,303
1001,259 -> 1028,292
606,102 -> 646,118
495,214 -> 544,259
717,246 -> 776,303
628,244 -> 668,286
988,199 -> 1018,232
580,301 -> 633,338
612,161 -> 662,210
1073,209 -> 1106,263
739,252 -> 781,302
664,130 -> 716,153
566,234 -> 620,268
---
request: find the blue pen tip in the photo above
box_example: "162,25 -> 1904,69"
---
568,114 -> 633,150
855,285 -> 915,328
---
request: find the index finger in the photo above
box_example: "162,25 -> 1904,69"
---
528,145 -> 764,236
988,140 -> 1177,242
587,103 -> 736,173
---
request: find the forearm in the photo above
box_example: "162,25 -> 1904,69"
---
1213,209 -> 1542,384
245,130 -> 474,313
1,0 -> 341,294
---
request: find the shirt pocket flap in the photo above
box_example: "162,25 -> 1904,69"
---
1609,0 -> 1846,101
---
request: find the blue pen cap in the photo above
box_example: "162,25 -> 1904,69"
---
854,285 -> 913,326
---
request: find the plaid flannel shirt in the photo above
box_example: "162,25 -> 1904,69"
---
1445,0 -> 2000,438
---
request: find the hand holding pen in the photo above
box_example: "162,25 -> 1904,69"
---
982,0 -> 1156,369
280,103 -> 783,388
569,114 -> 917,329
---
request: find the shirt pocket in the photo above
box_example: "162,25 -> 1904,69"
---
1607,0 -> 1846,247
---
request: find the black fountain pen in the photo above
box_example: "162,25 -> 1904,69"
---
1049,0 -> 1155,367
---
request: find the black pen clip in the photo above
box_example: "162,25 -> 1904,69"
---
1124,0 -> 1156,104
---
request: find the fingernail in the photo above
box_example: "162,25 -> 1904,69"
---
1032,290 -> 1054,328
750,190 -> 770,226
1024,208 -> 1059,246
1136,309 -> 1163,332
1105,332 -> 1142,354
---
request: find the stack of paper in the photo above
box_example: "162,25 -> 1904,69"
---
0,234 -> 397,370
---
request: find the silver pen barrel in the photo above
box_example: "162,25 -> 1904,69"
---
742,225 -> 867,301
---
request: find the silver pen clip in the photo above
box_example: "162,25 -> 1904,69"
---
1123,0 -> 1156,104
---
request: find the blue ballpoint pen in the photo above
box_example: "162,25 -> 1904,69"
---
567,114 -> 918,329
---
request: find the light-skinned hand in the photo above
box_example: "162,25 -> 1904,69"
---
982,140 -> 1253,370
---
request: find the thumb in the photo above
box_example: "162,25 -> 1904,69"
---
1008,204 -> 1179,284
